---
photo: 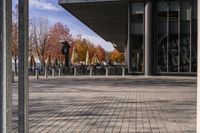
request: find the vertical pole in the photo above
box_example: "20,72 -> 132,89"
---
18,0 -> 29,132
122,67 -> 125,77
52,68 -> 55,77
106,68 -> 109,76
145,0 -> 153,76
45,67 -> 48,78
197,0 -> 200,132
36,69 -> 39,79
12,71 -> 15,83
59,68 -> 61,77
90,67 -> 92,76
0,0 -> 12,132
127,3 -> 131,73
74,67 -> 77,76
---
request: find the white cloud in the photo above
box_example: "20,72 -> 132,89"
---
79,34 -> 114,52
30,0 -> 60,11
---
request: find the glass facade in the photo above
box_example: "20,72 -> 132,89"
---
130,3 -> 144,73
157,0 -> 197,73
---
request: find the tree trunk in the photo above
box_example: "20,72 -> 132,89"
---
14,58 -> 17,75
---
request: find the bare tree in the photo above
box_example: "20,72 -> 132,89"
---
29,17 -> 50,67
12,5 -> 18,75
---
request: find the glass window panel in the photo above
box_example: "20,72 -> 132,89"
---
180,0 -> 190,72
157,1 -> 168,72
191,0 -> 197,72
131,3 -> 144,14
168,1 -> 179,72
157,0 -> 197,74
130,3 -> 144,73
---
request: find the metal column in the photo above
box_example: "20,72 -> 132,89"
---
197,0 -> 200,132
18,0 -> 29,132
144,0 -> 153,76
0,0 -> 12,132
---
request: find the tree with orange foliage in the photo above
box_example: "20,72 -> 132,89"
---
109,49 -> 125,63
73,36 -> 106,64
46,22 -> 72,62
96,45 -> 105,62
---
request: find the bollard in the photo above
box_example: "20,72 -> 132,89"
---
12,71 -> 15,83
122,67 -> 125,77
59,68 -> 61,77
36,69 -> 39,79
52,68 -> 55,77
90,67 -> 92,76
106,68 -> 109,76
45,68 -> 48,78
74,67 -> 77,76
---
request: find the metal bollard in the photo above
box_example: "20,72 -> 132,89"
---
52,68 -> 55,77
90,67 -> 92,76
106,68 -> 109,76
12,71 -> 15,83
74,67 -> 77,76
45,68 -> 48,78
122,67 -> 125,77
59,68 -> 61,77
36,69 -> 39,79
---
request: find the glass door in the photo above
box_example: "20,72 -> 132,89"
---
129,2 -> 144,73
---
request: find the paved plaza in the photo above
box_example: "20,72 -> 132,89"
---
12,76 -> 197,133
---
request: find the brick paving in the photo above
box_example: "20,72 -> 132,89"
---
12,76 -> 196,133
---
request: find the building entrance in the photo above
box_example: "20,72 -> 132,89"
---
129,2 -> 144,73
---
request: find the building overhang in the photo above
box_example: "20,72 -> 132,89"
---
59,0 -> 128,51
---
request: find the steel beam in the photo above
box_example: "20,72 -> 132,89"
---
0,0 -> 12,132
18,0 -> 29,132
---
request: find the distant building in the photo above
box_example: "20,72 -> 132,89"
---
59,0 -> 197,75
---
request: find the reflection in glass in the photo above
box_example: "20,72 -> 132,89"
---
180,0 -> 190,72
168,1 -> 178,72
157,1 -> 168,72
130,3 -> 144,72
191,0 -> 197,72
157,0 -> 197,73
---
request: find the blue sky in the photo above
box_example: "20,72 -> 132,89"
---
13,0 -> 114,51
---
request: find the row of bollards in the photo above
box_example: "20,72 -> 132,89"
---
73,67 -> 126,77
35,68 -> 62,79
34,67 -> 126,79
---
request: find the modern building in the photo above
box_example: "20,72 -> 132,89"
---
59,0 -> 197,76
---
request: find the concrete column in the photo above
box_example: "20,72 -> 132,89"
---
18,0 -> 29,132
197,0 -> 200,132
145,0 -> 153,76
0,0 -> 12,132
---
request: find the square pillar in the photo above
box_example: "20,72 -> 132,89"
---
0,0 -> 12,132
197,0 -> 200,132
18,0 -> 29,132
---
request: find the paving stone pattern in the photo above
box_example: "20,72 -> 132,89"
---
12,76 -> 197,133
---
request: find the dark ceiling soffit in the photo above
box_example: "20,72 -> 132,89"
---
58,0 -> 127,51
58,0 -> 121,4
